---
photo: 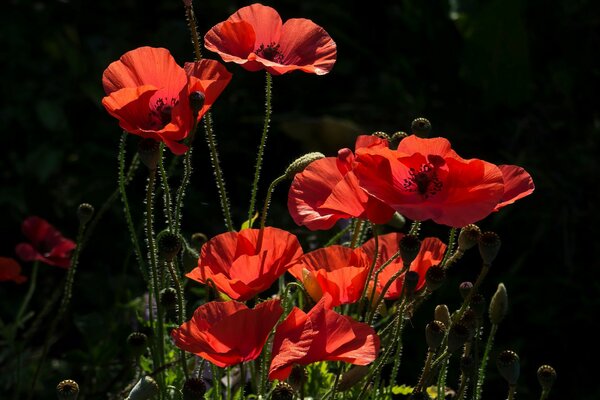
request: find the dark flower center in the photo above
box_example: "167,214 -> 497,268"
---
402,162 -> 443,198
255,42 -> 284,63
149,97 -> 178,129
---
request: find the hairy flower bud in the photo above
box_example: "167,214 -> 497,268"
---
425,320 -> 446,350
447,322 -> 470,353
478,231 -> 501,265
425,265 -> 445,291
284,152 -> 326,179
77,203 -> 95,225
56,379 -> 79,400
459,281 -> 473,299
434,304 -> 451,327
489,283 -> 508,325
458,224 -> 481,251
399,234 -> 421,267
411,117 -> 432,138
182,377 -> 206,400
272,382 -> 295,400
497,350 -> 520,385
157,231 -> 182,261
137,138 -> 160,170
126,376 -> 159,400
537,365 -> 556,392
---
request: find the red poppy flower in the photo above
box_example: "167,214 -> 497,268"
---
287,245 -> 371,307
102,46 -> 232,154
15,216 -> 76,269
186,227 -> 303,301
0,257 -> 27,284
204,3 -> 336,75
361,233 -> 446,300
354,135 -> 506,228
494,165 -> 535,211
172,299 -> 283,367
269,295 -> 379,380
288,135 -> 395,230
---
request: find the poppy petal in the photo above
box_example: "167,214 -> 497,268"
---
205,21 -> 258,65
495,164 -> 535,210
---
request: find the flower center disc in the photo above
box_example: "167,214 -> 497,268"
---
255,42 -> 284,63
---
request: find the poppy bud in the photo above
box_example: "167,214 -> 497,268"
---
496,350 -> 520,385
284,152 -> 326,179
137,138 -> 160,170
56,379 -> 79,400
403,271 -> 420,298
478,231 -> 501,265
272,382 -> 295,400
190,232 -> 208,250
288,364 -> 307,391
338,365 -> 370,391
459,281 -> 473,299
127,331 -> 148,357
411,117 -> 432,138
126,376 -> 159,400
189,91 -> 205,117
77,203 -> 94,225
470,293 -> 486,319
399,234 -> 421,267
447,322 -> 470,353
182,377 -> 206,400
537,365 -> 556,392
460,355 -> 476,376
425,265 -> 445,291
425,320 -> 446,350
157,231 -> 181,261
458,224 -> 481,251
434,304 -> 451,327
489,283 -> 508,325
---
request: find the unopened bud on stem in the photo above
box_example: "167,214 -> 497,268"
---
284,152 -> 325,179
489,283 -> 508,325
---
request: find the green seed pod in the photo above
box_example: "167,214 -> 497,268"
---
459,281 -> 473,300
497,350 -> 520,385
137,138 -> 160,170
182,377 -> 206,400
458,224 -> 481,251
127,332 -> 148,358
399,234 -> 421,266
189,91 -> 206,117
537,365 -> 557,392
56,379 -> 79,400
271,382 -> 295,400
434,304 -> 451,328
425,320 -> 446,350
425,265 -> 446,291
411,117 -> 432,138
157,230 -> 182,261
77,203 -> 95,225
478,231 -> 501,265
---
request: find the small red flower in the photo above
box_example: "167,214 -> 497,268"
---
288,135 -> 395,230
15,216 -> 75,269
269,295 -> 379,380
204,3 -> 336,75
186,227 -> 303,301
172,299 -> 283,367
354,135 -> 507,227
102,46 -> 232,154
361,233 -> 446,300
0,257 -> 27,284
494,165 -> 535,211
287,245 -> 371,307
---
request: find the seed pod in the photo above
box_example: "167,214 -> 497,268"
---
425,265 -> 445,291
478,231 -> 501,265
271,382 -> 295,400
459,281 -> 473,300
127,332 -> 148,358
77,203 -> 94,225
189,91 -> 206,117
537,365 -> 557,392
458,224 -> 481,251
157,231 -> 182,261
182,377 -> 207,400
137,138 -> 160,170
56,379 -> 79,400
447,322 -> 470,353
399,234 -> 421,266
496,350 -> 520,385
425,320 -> 446,350
434,304 -> 451,327
411,117 -> 432,138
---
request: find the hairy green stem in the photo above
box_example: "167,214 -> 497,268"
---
473,324 -> 498,400
158,144 -> 174,231
183,3 -> 202,61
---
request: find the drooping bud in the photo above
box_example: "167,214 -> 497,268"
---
271,382 -> 295,400
425,320 -> 446,350
434,304 -> 451,327
399,234 -> 421,267
536,365 -> 556,392
56,379 -> 79,400
403,271 -> 420,298
338,365 -> 370,391
470,293 -> 486,319
77,203 -> 94,225
425,265 -> 446,291
411,117 -> 432,138
157,231 -> 182,261
190,233 -> 208,250
284,152 -> 326,179
182,377 -> 207,400
189,91 -> 205,117
458,224 -> 481,251
460,355 -> 476,376
447,322 -> 470,353
126,376 -> 159,400
137,138 -> 160,170
497,350 -> 520,385
127,332 -> 148,358
478,231 -> 501,265
489,283 -> 508,325
459,281 -> 473,300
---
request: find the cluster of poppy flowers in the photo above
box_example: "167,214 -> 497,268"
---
98,1 -> 535,385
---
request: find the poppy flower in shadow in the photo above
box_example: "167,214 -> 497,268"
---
354,135 -> 507,228
186,227 -> 303,301
15,216 -> 75,269
172,299 -> 283,367
0,257 -> 27,284
205,3 -> 336,75
287,245 -> 371,307
269,295 -> 379,380
361,233 -> 446,300
102,46 -> 232,154
288,135 -> 395,230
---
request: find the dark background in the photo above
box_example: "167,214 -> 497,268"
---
1,0 -> 598,398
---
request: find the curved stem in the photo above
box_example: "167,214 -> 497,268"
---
440,228 -> 457,267
157,144 -> 174,231
15,261 -> 39,330
474,324 -> 498,400
247,72 -> 273,225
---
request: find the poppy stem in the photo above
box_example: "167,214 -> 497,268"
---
183,2 -> 203,61
389,300 -> 407,385
165,259 -> 188,379
350,219 -> 364,248
259,174 -> 286,231
367,249 -> 403,325
359,225 -> 377,320
440,228 -> 457,268
473,324 -> 498,400
247,72 -> 273,227
14,261 -> 38,331
202,111 -> 234,232
157,144 -> 175,232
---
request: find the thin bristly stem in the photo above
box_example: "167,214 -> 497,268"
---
183,2 -> 202,61
14,261 -> 39,331
157,144 -> 174,231
440,227 -> 457,268
256,174 -> 286,250
474,324 -> 498,400
247,71 -> 273,225
350,219 -> 364,248
165,259 -> 188,379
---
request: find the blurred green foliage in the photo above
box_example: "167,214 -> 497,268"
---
1,0 -> 598,398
